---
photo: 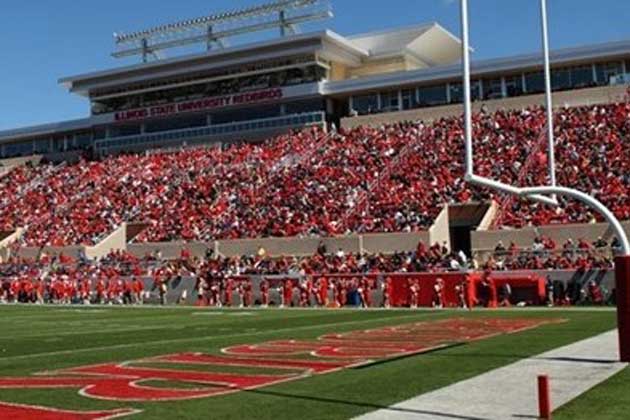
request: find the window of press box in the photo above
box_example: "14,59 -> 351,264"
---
483,78 -> 503,100
380,91 -> 400,111
351,94 -> 379,115
284,99 -> 323,114
417,85 -> 447,106
551,68 -> 571,91
447,81 -> 482,103
504,76 -> 524,97
525,72 -> 545,94
595,61 -> 622,84
93,129 -> 107,140
401,89 -> 419,110
212,105 -> 281,125
5,141 -> 34,157
109,124 -> 141,137
53,137 -> 66,152
33,139 -> 50,154
571,66 -> 594,88
145,115 -> 207,133
75,133 -> 92,148
448,83 -> 463,104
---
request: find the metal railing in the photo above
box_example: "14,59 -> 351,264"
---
95,112 -> 325,154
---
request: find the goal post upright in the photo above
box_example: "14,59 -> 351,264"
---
459,0 -> 630,362
540,0 -> 557,196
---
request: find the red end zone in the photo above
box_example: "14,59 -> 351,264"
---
0,317 -> 560,418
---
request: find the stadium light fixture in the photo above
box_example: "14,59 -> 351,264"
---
113,0 -> 332,62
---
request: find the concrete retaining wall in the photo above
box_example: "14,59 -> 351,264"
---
472,221 -> 630,253
85,223 -> 128,260
429,205 -> 450,250
128,232 -> 431,260
128,241 -> 209,260
0,229 -> 23,263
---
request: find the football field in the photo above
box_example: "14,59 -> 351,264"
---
0,305 -> 620,419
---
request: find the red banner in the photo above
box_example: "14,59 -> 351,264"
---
114,88 -> 284,122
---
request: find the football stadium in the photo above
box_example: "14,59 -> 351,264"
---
1,0 -> 630,418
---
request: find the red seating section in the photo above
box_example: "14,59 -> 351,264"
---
0,103 -> 628,247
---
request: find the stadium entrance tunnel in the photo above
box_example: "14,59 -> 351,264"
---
448,203 -> 490,258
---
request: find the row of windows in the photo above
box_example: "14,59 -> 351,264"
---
0,136 -> 92,159
92,65 -> 326,115
90,55 -> 317,98
95,112 -> 325,151
350,60 -> 630,115
0,98 -> 326,159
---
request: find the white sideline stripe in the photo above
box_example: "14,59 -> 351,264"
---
3,324 -> 189,339
354,329 -> 627,420
0,312 -> 441,362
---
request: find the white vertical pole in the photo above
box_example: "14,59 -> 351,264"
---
540,0 -> 557,191
461,0 -> 474,179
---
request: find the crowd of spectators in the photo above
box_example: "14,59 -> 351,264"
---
481,235 -> 618,271
350,104 -> 630,232
3,232 -> 615,307
0,103 -> 628,247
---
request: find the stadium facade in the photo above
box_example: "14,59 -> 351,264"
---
1,21 -> 630,158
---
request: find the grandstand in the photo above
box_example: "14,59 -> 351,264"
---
0,0 -> 627,287
0,0 -> 626,295
1,0 -> 630,418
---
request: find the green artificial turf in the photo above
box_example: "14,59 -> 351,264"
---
554,366 -> 630,420
0,305 -> 617,419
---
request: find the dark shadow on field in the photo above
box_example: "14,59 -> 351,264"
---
243,389 -> 488,420
421,352 -> 618,365
236,387 -> 490,420
536,356 -> 618,364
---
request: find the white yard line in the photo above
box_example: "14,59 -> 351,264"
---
0,312 -> 441,362
354,329 -> 626,420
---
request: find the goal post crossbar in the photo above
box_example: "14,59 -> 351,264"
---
459,0 -> 629,255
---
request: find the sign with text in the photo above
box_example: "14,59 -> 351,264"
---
114,88 -> 284,122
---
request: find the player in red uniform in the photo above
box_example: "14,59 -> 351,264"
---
123,279 -> 134,304
243,281 -> 253,307
432,278 -> 445,308
237,281 -> 246,308
282,280 -> 294,308
455,279 -> 468,309
336,279 -> 347,308
223,278 -> 234,307
95,278 -> 106,304
408,278 -> 420,308
382,277 -> 393,308
358,276 -> 372,308
318,277 -> 329,307
133,277 -> 144,304
10,279 -> 20,303
80,279 -> 91,304
587,280 -> 604,305
259,278 -> 270,307
298,280 -> 309,307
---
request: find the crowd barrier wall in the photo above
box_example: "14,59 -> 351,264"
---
472,221 -> 630,255
127,231 -> 431,260
153,268 -> 612,308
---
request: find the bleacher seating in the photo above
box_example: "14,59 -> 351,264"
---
0,103 -> 628,248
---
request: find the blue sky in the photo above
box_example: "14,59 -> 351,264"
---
1,0 -> 629,130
